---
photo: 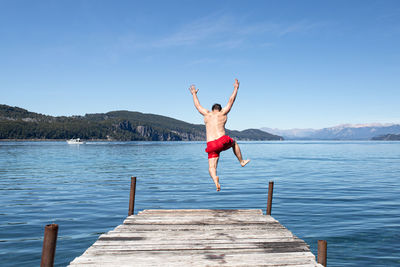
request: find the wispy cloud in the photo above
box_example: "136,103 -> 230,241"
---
107,14 -> 324,59
151,15 -> 322,48
212,39 -> 245,49
153,14 -> 233,47
276,20 -> 321,37
186,57 -> 218,66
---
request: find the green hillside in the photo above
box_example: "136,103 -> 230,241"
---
371,134 -> 400,141
0,104 -> 282,141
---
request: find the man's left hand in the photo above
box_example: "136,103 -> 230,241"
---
189,84 -> 199,95
234,79 -> 240,90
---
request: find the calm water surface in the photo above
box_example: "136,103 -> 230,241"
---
0,141 -> 399,266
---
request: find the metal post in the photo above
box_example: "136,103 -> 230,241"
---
41,224 -> 58,267
318,240 -> 327,266
266,181 -> 274,215
128,176 -> 137,216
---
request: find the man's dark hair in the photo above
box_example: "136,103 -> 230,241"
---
212,103 -> 222,111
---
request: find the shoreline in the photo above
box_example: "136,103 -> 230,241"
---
0,139 -> 397,142
0,139 -> 112,142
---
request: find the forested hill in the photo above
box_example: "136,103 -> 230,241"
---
371,134 -> 400,141
0,105 -> 283,141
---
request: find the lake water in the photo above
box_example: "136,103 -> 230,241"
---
0,141 -> 399,266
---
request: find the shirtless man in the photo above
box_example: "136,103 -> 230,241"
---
189,79 -> 250,191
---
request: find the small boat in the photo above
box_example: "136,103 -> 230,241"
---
66,138 -> 85,144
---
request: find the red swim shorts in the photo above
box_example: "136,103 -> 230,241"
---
205,135 -> 234,159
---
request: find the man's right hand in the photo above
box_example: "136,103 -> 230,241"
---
234,79 -> 240,90
189,84 -> 199,95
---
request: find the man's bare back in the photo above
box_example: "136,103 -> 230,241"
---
189,79 -> 250,191
204,111 -> 227,142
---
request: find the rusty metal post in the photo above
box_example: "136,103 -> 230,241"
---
266,181 -> 274,215
128,176 -> 137,216
40,224 -> 58,267
318,240 -> 327,266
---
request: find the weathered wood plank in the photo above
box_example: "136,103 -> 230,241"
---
100,232 -> 297,240
124,216 -> 277,222
78,253 -> 313,264
86,242 -> 309,253
138,209 -> 263,215
94,237 -> 304,245
111,223 -> 287,232
122,221 -> 277,226
112,224 -> 287,231
97,231 -> 300,242
70,251 -> 319,266
108,225 -> 290,231
123,217 -> 277,224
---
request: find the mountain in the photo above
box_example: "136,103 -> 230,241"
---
261,123 -> 400,140
0,104 -> 282,141
261,127 -> 317,139
371,134 -> 400,141
228,128 -> 283,141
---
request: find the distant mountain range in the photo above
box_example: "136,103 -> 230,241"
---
262,123 -> 400,140
0,104 -> 282,141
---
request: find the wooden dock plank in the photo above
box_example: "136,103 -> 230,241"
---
70,251 -> 318,267
138,209 -> 264,215
69,209 -> 323,267
88,240 -> 309,250
94,237 -> 304,245
110,224 -> 287,232
122,218 -> 277,225
99,232 -> 297,241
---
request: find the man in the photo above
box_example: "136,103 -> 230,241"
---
189,79 -> 250,191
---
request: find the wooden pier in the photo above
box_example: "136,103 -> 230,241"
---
69,209 -> 323,266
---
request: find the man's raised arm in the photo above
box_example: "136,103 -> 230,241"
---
189,85 -> 208,115
222,79 -> 239,114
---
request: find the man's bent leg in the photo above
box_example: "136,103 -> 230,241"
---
232,141 -> 250,167
208,157 -> 221,191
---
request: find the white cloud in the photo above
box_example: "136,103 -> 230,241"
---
106,14 -> 324,59
276,20 -> 321,37
186,58 -> 218,66
212,39 -> 245,49
153,14 -> 233,47
152,16 -> 322,48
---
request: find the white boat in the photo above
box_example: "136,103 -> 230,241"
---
66,138 -> 85,144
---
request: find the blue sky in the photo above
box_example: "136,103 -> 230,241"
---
1,0 -> 399,130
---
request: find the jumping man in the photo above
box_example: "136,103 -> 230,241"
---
189,79 -> 250,191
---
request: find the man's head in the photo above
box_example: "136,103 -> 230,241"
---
212,103 -> 222,112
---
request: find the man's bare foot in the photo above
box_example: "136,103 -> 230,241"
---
241,159 -> 250,167
213,176 -> 221,191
